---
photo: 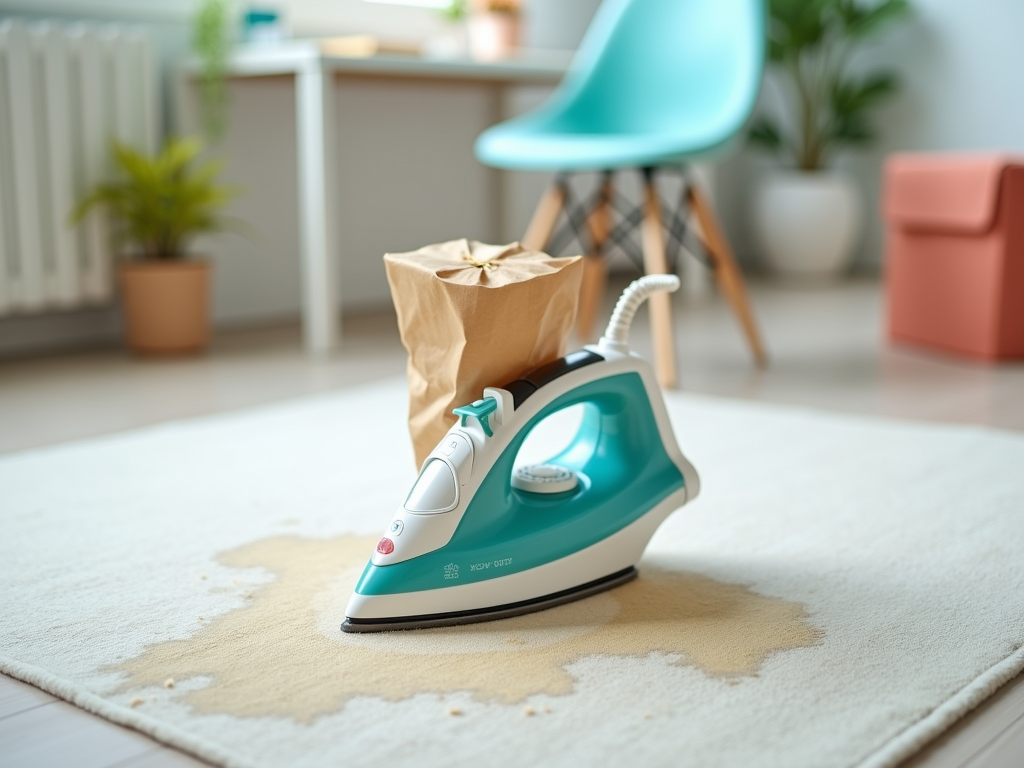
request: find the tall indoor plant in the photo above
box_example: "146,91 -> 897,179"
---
749,0 -> 909,277
73,138 -> 238,354
193,0 -> 233,144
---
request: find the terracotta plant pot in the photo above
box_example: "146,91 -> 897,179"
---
119,260 -> 210,354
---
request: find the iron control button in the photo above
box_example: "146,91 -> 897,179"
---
512,464 -> 579,494
453,398 -> 497,437
389,519 -> 404,535
376,537 -> 395,555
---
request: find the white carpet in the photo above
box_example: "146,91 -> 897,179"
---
2,379 -> 1023,768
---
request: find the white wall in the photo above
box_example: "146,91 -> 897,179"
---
717,0 -> 1024,272
272,0 -> 448,40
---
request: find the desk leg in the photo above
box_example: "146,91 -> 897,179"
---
295,62 -> 339,354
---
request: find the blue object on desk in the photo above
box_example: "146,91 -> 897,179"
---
242,6 -> 285,44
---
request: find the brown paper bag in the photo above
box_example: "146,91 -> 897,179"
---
384,239 -> 583,466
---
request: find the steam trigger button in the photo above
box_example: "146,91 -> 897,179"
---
453,398 -> 497,437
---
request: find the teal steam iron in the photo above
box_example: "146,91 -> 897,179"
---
342,275 -> 700,632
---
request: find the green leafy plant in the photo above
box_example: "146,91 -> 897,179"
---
72,138 -> 240,261
749,0 -> 910,171
441,0 -> 468,22
193,0 -> 233,143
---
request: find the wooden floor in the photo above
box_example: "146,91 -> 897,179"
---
1,277 -> 1022,768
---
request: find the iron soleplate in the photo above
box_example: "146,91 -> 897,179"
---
340,566 -> 637,633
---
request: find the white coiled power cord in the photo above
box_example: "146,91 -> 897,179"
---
597,274 -> 680,355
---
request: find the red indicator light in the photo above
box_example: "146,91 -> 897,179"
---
376,537 -> 395,555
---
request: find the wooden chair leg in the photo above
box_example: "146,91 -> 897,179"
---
576,174 -> 613,342
522,179 -> 566,252
641,175 -> 678,389
687,183 -> 768,368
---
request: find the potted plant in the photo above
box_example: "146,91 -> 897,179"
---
749,0 -> 908,278
73,137 -> 238,354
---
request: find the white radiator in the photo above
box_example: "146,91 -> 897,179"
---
0,20 -> 158,317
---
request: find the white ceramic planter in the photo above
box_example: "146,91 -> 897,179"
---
752,171 -> 863,278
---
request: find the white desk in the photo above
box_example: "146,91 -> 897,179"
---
195,42 -> 567,354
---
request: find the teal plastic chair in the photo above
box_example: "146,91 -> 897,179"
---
475,0 -> 768,385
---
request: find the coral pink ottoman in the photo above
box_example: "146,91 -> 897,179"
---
882,154 -> 1024,360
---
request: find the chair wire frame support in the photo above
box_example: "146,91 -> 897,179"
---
545,167 -> 716,276
527,164 -> 769,377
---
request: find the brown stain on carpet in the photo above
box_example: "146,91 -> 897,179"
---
114,536 -> 820,722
